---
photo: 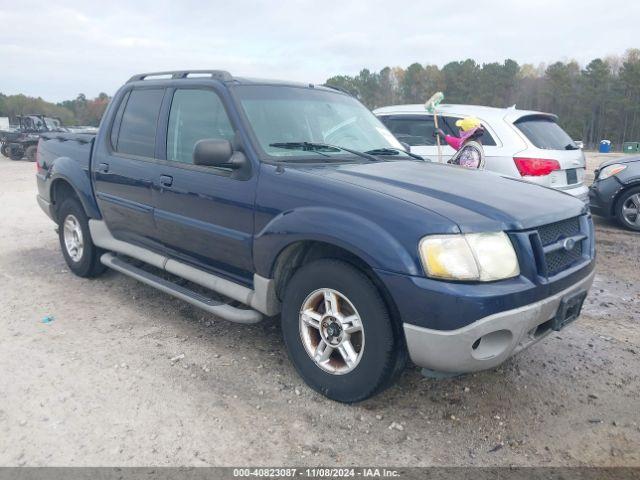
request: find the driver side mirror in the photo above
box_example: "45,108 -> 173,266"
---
193,139 -> 234,167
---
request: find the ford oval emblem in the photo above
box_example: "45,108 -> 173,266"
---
563,238 -> 576,252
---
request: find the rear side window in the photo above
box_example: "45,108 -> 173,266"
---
116,89 -> 164,157
441,116 -> 497,147
167,89 -> 235,164
515,116 -> 575,150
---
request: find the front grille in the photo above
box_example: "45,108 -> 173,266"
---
538,217 -> 580,245
535,216 -> 586,277
545,242 -> 583,276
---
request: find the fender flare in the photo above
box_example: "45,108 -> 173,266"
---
49,157 -> 102,220
253,206 -> 420,278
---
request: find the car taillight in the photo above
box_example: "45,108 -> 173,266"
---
513,157 -> 561,176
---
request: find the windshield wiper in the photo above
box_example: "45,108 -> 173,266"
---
364,147 -> 424,160
564,143 -> 579,150
268,142 -> 378,162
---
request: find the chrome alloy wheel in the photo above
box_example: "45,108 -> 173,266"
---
622,193 -> 640,227
63,214 -> 84,262
299,288 -> 365,375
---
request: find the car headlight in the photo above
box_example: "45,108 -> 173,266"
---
419,232 -> 520,281
598,164 -> 627,180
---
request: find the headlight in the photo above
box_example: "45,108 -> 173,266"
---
419,232 -> 520,282
598,164 -> 627,180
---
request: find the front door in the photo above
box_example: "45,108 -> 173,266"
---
152,87 -> 257,284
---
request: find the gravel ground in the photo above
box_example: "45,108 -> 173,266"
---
0,152 -> 638,467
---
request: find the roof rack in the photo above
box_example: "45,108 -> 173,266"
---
127,70 -> 233,83
321,84 -> 353,96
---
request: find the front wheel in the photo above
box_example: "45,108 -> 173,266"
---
615,186 -> 640,232
58,197 -> 106,277
281,259 -> 406,403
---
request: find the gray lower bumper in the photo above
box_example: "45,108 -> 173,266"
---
403,270 -> 596,373
37,194 -> 55,221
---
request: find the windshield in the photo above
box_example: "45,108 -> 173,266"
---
515,116 -> 576,150
234,85 -> 406,160
44,117 -> 61,130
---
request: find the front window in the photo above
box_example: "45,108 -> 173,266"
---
233,85 -> 407,160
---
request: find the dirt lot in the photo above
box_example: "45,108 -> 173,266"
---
0,153 -> 638,467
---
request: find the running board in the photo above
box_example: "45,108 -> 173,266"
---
88,220 -> 280,316
100,253 -> 263,324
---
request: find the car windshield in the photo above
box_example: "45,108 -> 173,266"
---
44,117 -> 61,130
515,116 -> 576,150
234,85 -> 408,160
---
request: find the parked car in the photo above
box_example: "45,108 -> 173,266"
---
36,70 -> 595,402
589,156 -> 640,231
374,104 -> 588,202
1,114 -> 67,161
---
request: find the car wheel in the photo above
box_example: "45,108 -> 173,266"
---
281,259 -> 406,403
0,144 -> 9,157
615,186 -> 640,232
58,197 -> 106,277
8,147 -> 23,161
25,145 -> 37,162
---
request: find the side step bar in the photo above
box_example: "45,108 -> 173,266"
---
89,220 -> 281,318
100,253 -> 263,324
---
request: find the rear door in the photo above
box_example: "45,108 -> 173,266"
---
92,88 -> 165,246
152,86 -> 257,283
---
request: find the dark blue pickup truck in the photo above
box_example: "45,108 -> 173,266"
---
36,70 -> 596,402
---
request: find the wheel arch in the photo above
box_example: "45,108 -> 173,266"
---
48,158 -> 101,222
269,240 -> 405,336
611,180 -> 640,217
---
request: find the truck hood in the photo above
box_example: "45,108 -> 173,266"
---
306,161 -> 587,232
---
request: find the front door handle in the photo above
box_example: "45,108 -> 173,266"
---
159,174 -> 173,187
97,162 -> 109,173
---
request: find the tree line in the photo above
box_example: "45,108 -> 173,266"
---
0,92 -> 110,127
326,49 -> 640,149
2,49 -> 639,149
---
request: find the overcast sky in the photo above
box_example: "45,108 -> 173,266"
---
1,0 -> 637,102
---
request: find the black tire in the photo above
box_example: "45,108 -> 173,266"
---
281,259 -> 406,403
615,186 -> 640,232
0,144 -> 9,157
8,147 -> 23,161
25,145 -> 37,162
57,197 -> 106,278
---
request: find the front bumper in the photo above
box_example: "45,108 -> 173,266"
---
589,176 -> 626,217
402,269 -> 595,373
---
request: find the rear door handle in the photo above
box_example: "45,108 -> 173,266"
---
159,174 -> 173,187
97,162 -> 109,173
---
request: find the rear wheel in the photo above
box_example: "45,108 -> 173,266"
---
58,197 -> 106,277
615,186 -> 640,232
281,259 -> 406,403
25,145 -> 37,162
0,144 -> 9,157
8,146 -> 23,161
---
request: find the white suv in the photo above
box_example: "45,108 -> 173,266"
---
374,104 -> 588,201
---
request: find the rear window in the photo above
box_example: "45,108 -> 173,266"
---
116,89 -> 164,157
515,116 -> 576,150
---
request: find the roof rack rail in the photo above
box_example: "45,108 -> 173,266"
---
321,84 -> 353,96
127,70 -> 233,83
